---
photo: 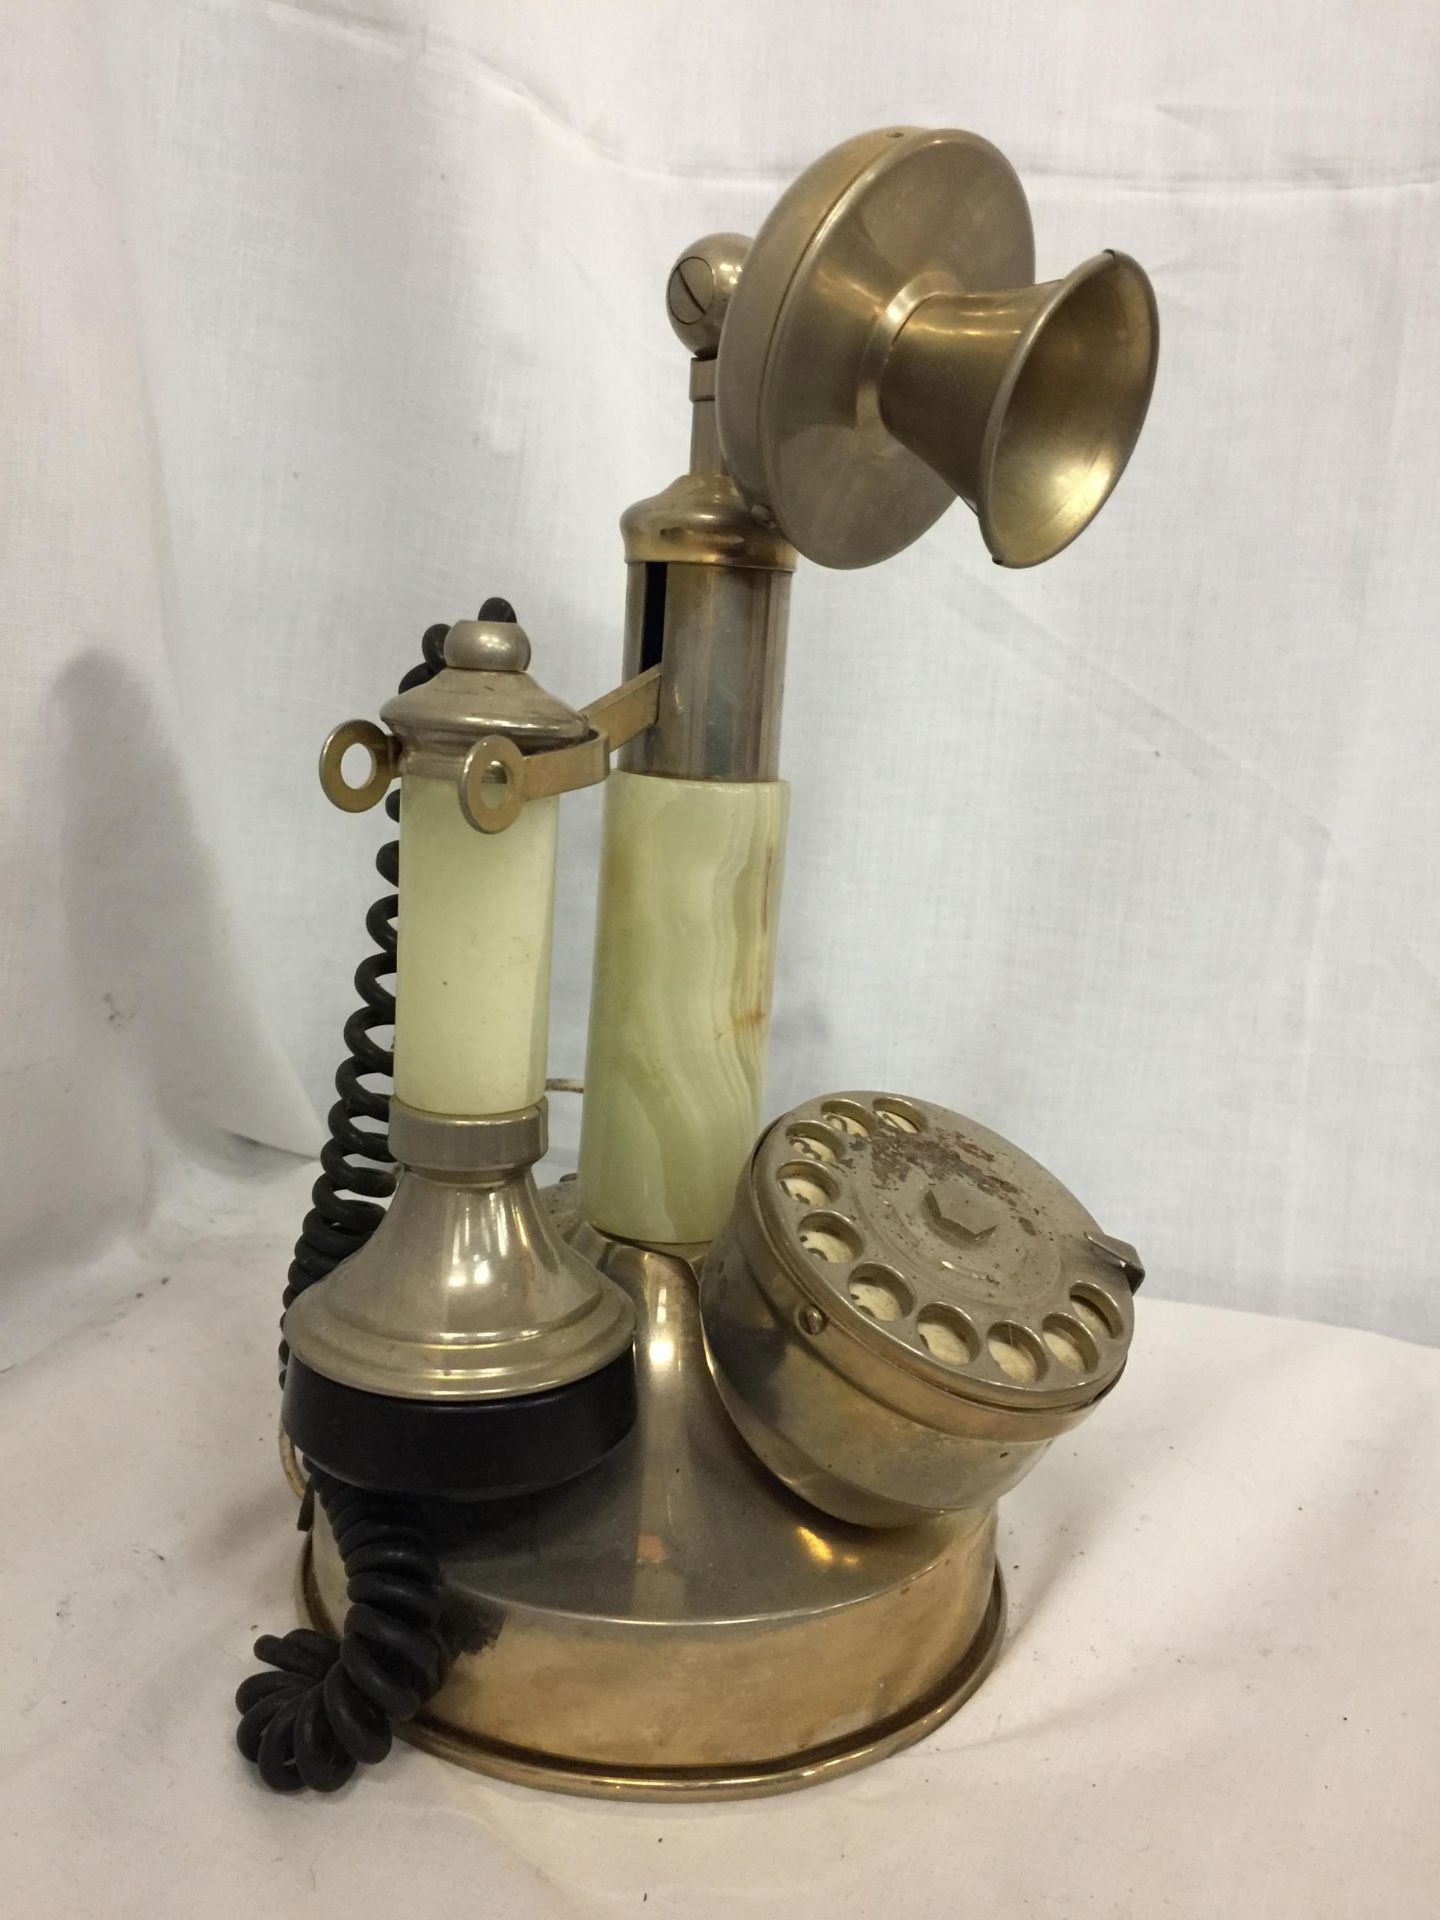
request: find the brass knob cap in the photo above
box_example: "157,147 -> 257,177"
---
665,232 -> 751,357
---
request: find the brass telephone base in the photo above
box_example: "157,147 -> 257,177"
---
300,1548 -> 1003,1801
299,1195 -> 1007,1802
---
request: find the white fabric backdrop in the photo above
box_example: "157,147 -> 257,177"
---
4,0 -> 1439,1342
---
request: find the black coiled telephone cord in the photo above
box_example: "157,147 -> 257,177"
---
236,604 -> 515,1794
234,1470 -> 450,1793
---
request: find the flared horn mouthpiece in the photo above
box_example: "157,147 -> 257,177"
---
879,252 -> 1158,567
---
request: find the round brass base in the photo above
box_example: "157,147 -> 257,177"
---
297,1212 -> 1010,1802
300,1546 -> 1004,1801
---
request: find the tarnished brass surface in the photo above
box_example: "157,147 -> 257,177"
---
619,471 -> 796,571
582,665 -> 662,754
383,634 -> 589,779
302,1199 -> 1005,1799
453,664 -> 663,834
302,1545 -> 1003,1801
702,1091 -> 1138,1527
617,557 -> 791,780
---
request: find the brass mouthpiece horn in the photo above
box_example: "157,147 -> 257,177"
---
879,251 -> 1158,567
714,128 -> 1159,570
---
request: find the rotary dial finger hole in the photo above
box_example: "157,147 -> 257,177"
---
916,1304 -> 979,1365
777,1161 -> 838,1207
986,1322 -> 1047,1384
797,1212 -> 862,1263
846,1265 -> 912,1322
1043,1313 -> 1098,1372
1068,1284 -> 1122,1341
787,1123 -> 845,1166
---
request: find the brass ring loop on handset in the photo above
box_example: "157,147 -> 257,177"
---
318,719 -> 396,812
460,733 -> 527,834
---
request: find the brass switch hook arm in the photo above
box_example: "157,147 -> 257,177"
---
457,663 -> 662,832
582,664 -> 662,753
318,664 -> 662,832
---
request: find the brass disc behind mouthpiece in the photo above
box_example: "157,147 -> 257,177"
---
715,126 -> 1157,569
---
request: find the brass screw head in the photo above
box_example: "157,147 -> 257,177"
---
665,232 -> 751,357
667,255 -> 713,328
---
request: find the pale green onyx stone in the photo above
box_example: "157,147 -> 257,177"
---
578,772 -> 789,1245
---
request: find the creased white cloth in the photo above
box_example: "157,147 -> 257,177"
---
4,0 -> 1440,1343
3,1157 -> 1437,1917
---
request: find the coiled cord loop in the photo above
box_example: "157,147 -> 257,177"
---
235,1472 -> 452,1793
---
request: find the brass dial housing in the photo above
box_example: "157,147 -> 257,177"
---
702,1090 -> 1140,1526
